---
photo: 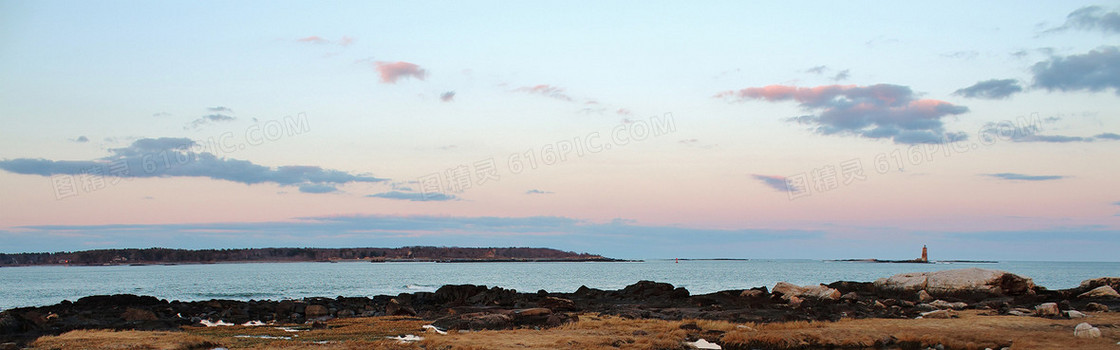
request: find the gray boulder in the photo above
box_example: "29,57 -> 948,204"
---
874,268 -> 1034,297
1034,302 -> 1059,317
1073,322 -> 1101,338
1077,285 -> 1120,299
772,282 -> 841,300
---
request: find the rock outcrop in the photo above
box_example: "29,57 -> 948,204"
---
772,282 -> 841,301
873,268 -> 1035,297
1079,277 -> 1120,291
1033,302 -> 1060,317
1077,285 -> 1120,299
0,271 -> 1115,346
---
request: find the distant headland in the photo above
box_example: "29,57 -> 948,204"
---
0,247 -> 627,266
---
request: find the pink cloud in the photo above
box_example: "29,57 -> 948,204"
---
297,35 -> 355,47
297,36 -> 330,44
374,61 -> 428,83
440,91 -> 456,102
616,108 -> 632,116
716,84 -> 969,144
515,84 -> 573,102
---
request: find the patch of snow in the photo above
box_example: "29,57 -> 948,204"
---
199,319 -> 234,327
234,335 -> 291,340
422,324 -> 448,335
685,338 -> 721,349
387,334 -> 424,343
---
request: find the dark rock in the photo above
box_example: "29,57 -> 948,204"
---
466,287 -> 518,306
827,281 -> 875,295
432,312 -> 512,331
385,299 -> 416,316
511,308 -> 552,326
121,308 -> 157,321
0,314 -> 22,336
1057,300 -> 1072,311
304,305 -> 329,318
434,285 -> 490,305
621,281 -> 676,299
671,287 -> 690,299
739,288 -> 767,298
546,313 -> 576,327
19,311 -> 47,328
538,297 -> 575,311
75,294 -> 163,308
1084,302 -> 1109,312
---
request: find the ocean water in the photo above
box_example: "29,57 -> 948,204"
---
1,259 -> 1116,311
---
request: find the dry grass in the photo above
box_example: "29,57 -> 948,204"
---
419,315 -> 693,350
719,310 -> 1120,350
28,311 -> 1120,350
28,330 -> 221,350
31,316 -> 427,350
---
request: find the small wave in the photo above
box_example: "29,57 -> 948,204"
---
192,292 -> 279,299
403,284 -> 437,291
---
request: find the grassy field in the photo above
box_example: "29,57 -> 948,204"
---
28,310 -> 1120,350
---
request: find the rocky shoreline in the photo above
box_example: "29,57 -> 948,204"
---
2,268 -> 1118,346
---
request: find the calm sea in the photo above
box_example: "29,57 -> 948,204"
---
1,260 -> 1117,311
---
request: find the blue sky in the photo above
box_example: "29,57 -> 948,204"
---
1,1 -> 1118,260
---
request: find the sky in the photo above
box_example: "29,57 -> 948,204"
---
1,1 -> 1118,261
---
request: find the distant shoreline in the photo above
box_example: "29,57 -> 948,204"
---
830,258 -> 999,264
0,247 -> 627,267
0,259 -> 640,268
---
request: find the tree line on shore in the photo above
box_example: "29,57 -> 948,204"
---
0,247 -> 607,265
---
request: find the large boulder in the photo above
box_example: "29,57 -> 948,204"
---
537,297 -> 575,311
436,313 -> 511,331
1077,285 -> 1120,299
772,282 -> 841,300
927,300 -> 967,310
1079,277 -> 1120,291
434,285 -> 490,305
120,308 -> 157,321
385,299 -> 416,316
304,305 -> 329,318
920,309 -> 952,319
620,281 -> 689,299
1034,302 -> 1059,317
1074,322 -> 1101,339
430,308 -> 574,331
874,268 -> 1034,297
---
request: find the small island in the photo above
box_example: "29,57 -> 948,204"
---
0,247 -> 626,267
830,245 -> 998,264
